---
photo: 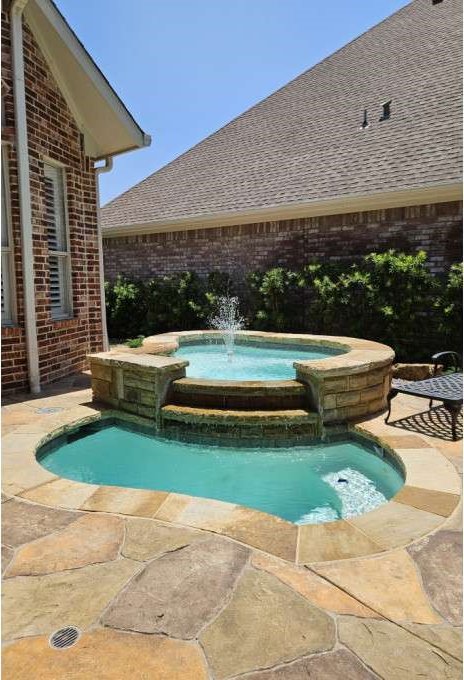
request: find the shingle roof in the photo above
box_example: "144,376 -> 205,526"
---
101,0 -> 462,232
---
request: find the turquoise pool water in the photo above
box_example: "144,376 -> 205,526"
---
175,341 -> 344,381
39,423 -> 403,524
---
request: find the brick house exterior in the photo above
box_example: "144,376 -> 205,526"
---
103,202 -> 462,283
1,0 -> 150,393
102,0 -> 462,285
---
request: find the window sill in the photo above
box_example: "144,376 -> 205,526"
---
51,317 -> 78,329
1,129 -> 15,145
1,324 -> 22,337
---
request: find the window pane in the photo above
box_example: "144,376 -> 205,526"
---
50,254 -> 63,317
44,164 -> 67,252
1,163 -> 8,248
1,251 -> 12,324
1,150 -> 14,326
49,254 -> 70,319
45,163 -> 71,320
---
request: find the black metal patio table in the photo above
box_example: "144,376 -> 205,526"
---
385,352 -> 463,441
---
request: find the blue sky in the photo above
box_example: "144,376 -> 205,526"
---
56,0 -> 408,206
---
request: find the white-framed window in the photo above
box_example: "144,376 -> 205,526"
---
1,146 -> 16,326
43,162 -> 72,320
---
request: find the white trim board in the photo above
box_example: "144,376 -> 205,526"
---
102,182 -> 463,238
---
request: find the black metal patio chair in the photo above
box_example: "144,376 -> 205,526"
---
385,351 -> 463,441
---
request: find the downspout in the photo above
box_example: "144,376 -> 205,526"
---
10,0 -> 40,393
95,156 -> 113,352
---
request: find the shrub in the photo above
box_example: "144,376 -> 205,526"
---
438,263 -> 463,353
105,254 -> 463,362
361,250 -> 440,359
125,335 -> 145,348
106,271 -> 235,339
105,277 -> 146,340
247,267 -> 307,331
144,272 -> 207,333
302,263 -> 338,333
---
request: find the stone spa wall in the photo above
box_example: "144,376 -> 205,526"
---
89,332 -> 394,434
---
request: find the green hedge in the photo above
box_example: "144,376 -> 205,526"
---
105,271 -> 234,340
105,251 -> 462,362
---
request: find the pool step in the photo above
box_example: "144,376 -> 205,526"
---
169,378 -> 308,410
161,404 -> 321,439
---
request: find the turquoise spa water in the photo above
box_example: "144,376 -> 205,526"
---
175,342 -> 344,381
39,423 -> 403,524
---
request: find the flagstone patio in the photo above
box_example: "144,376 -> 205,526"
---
1,374 -> 462,679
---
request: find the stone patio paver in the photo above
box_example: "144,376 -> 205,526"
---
1,432 -> 44,455
200,567 -> 335,679
402,623 -> 463,661
298,519 -> 384,563
252,552 -> 378,618
443,502 -> 463,532
5,514 -> 124,576
338,616 -> 462,679
407,530 -> 462,626
2,629 -> 209,680
239,648 -> 379,679
1,497 -> 78,547
393,485 -> 460,516
0,406 -> 41,429
2,558 -> 140,641
313,549 -> 442,623
1,546 -> 14,574
122,517 -> 205,561
1,481 -> 29,497
2,449 -> 57,490
20,478 -> 99,509
220,506 -> 298,561
379,434 -> 433,449
82,485 -> 169,517
155,494 -> 238,531
399,448 -> 461,494
347,501 -> 443,549
1,381 -> 462,679
103,535 -> 250,638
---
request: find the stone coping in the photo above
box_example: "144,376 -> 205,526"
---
170,378 -> 307,395
142,330 -> 395,382
2,401 -> 460,565
89,351 -> 189,374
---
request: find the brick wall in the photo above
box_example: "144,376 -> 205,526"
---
103,201 -> 462,283
1,12 -> 103,393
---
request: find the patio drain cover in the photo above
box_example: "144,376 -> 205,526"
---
49,626 -> 80,650
36,407 -> 64,415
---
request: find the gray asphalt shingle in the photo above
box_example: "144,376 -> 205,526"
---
101,0 -> 462,231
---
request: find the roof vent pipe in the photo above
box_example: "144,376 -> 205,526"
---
360,109 -> 369,130
379,100 -> 391,121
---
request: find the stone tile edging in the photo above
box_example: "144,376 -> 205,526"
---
2,402 -> 460,565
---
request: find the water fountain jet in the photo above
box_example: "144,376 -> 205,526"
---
209,296 -> 244,360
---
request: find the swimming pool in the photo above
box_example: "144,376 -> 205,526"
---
38,421 -> 403,524
175,341 -> 344,381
